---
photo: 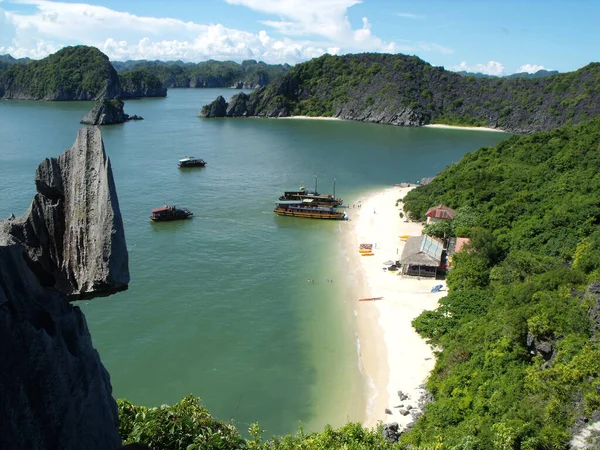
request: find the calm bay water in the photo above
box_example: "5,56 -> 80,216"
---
0,89 -> 508,436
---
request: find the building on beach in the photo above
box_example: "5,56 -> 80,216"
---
425,205 -> 456,224
399,234 -> 445,277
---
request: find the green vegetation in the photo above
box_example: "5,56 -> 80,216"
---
117,396 -> 397,450
113,59 -> 289,88
0,46 -> 119,100
213,53 -> 600,133
402,117 -> 600,448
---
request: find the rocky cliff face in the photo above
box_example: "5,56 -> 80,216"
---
199,53 -> 600,133
0,127 -> 129,449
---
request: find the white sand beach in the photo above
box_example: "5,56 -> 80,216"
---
349,186 -> 447,428
282,115 -> 342,121
423,123 -> 505,132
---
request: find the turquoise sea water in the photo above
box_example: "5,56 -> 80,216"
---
0,89 -> 509,437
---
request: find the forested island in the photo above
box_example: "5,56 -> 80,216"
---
0,46 -> 290,100
200,53 -> 600,134
0,46 -> 166,100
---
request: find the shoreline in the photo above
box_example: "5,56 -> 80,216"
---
423,123 -> 506,132
262,116 -> 506,132
280,115 -> 342,121
348,186 -> 446,428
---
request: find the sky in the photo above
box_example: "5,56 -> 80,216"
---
0,0 -> 598,75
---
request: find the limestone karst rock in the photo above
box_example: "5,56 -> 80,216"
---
81,98 -> 133,125
0,127 -> 129,449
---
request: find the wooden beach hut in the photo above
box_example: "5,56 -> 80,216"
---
425,205 -> 456,224
399,235 -> 445,277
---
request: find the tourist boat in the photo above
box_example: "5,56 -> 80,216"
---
274,200 -> 348,220
279,176 -> 343,207
178,156 -> 207,168
150,205 -> 193,221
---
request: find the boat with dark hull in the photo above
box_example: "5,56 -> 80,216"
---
178,156 -> 207,168
274,200 -> 347,220
150,205 -> 193,221
279,176 -> 342,207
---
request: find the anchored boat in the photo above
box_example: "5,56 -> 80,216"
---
178,156 -> 207,168
150,205 -> 193,221
279,176 -> 343,207
274,199 -> 347,220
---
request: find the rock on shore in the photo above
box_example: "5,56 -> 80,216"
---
0,127 -> 129,449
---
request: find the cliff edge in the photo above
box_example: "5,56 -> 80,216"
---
0,127 -> 129,449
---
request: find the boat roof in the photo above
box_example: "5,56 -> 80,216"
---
277,200 -> 305,205
152,206 -> 170,213
179,156 -> 195,162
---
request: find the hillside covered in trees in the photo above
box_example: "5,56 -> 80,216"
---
113,59 -> 290,89
401,117 -> 600,449
0,46 -> 121,100
200,53 -> 600,133
0,46 -> 167,100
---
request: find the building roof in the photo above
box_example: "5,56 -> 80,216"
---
399,235 -> 444,267
425,205 -> 456,220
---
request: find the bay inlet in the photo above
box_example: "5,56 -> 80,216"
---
0,89 -> 509,437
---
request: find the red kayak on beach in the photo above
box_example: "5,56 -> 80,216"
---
358,297 -> 383,301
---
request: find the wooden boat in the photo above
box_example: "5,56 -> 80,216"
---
359,297 -> 383,301
274,200 -> 347,220
178,156 -> 207,168
279,176 -> 343,207
150,205 -> 193,221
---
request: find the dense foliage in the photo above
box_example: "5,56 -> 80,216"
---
205,53 -> 600,133
402,117 -> 600,448
0,46 -> 119,100
113,59 -> 290,88
117,396 -> 397,450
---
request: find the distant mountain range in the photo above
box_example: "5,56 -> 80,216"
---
112,58 -> 290,89
456,69 -> 560,79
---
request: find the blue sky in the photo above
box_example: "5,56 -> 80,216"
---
0,0 -> 598,75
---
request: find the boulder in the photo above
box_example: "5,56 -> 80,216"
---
81,98 -> 128,125
0,127 -> 129,449
382,422 -> 401,443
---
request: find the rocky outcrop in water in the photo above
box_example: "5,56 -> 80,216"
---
81,98 -> 143,125
0,127 -> 129,449
199,95 -> 228,118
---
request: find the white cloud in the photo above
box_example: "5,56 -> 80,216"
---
451,60 -> 505,76
396,12 -> 424,19
0,0 -> 453,62
518,63 -> 546,73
